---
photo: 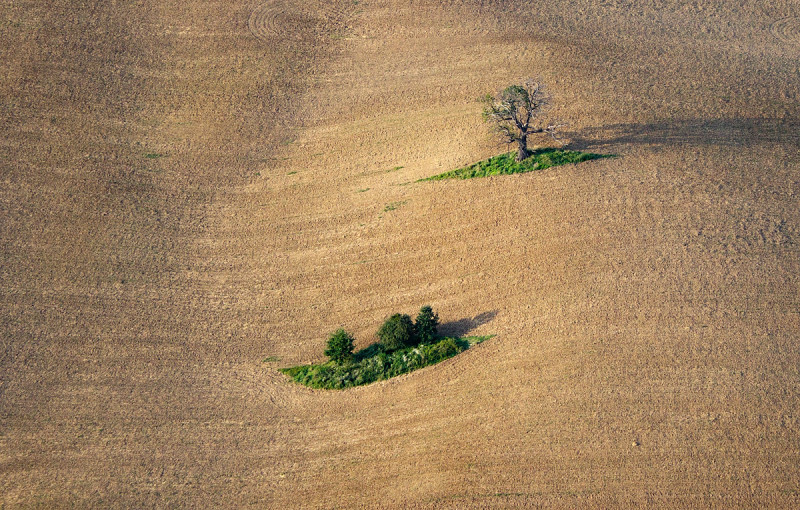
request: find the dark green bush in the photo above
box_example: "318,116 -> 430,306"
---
415,305 -> 439,344
432,337 -> 461,359
376,313 -> 417,351
324,328 -> 355,364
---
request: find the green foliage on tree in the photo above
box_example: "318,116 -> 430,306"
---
376,313 -> 417,351
324,328 -> 355,364
415,305 -> 439,344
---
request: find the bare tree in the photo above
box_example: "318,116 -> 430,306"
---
481,79 -> 562,161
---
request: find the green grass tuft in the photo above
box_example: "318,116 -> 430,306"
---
420,149 -> 612,181
466,334 -> 495,345
383,201 -> 407,212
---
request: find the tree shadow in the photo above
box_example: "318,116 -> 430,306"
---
353,342 -> 383,363
562,117 -> 800,151
439,310 -> 498,338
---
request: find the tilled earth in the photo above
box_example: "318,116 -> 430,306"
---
2,0 -> 800,506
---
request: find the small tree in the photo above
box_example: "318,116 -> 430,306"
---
482,79 -> 561,161
376,313 -> 417,351
415,305 -> 439,344
324,328 -> 355,364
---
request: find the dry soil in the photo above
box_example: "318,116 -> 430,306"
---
2,0 -> 800,507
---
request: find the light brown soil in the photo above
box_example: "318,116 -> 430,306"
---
2,0 -> 800,507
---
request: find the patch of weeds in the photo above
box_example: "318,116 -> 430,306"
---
383,200 -> 407,212
467,335 -> 495,346
254,171 -> 261,177
387,165 -> 404,173
262,356 -> 281,363
287,171 -> 298,175
280,138 -> 296,146
357,188 -> 370,193
144,152 -> 166,159
420,149 -> 612,181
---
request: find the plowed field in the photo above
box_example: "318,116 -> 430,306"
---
2,0 -> 800,506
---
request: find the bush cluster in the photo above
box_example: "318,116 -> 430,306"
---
324,306 -> 441,368
281,336 -> 470,390
280,306 -> 493,389
374,306 -> 440,352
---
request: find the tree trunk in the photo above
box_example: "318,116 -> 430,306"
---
516,134 -> 530,161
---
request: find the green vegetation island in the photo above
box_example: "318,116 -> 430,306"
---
280,306 -> 493,390
421,149 -> 611,181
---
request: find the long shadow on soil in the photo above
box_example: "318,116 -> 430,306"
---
353,343 -> 384,362
564,118 -> 800,151
439,310 -> 498,338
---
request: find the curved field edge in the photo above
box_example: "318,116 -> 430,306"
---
420,149 -> 613,181
279,335 -> 494,389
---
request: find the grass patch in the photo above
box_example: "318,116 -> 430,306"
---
262,356 -> 281,363
144,152 -> 165,159
420,149 -> 612,181
387,165 -> 404,173
280,335 -> 492,390
383,200 -> 407,212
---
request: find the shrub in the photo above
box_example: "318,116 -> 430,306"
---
433,338 -> 462,359
415,305 -> 439,344
376,313 -> 417,351
324,328 -> 355,364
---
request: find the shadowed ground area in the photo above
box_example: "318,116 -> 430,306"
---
2,0 -> 800,507
567,118 -> 800,149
